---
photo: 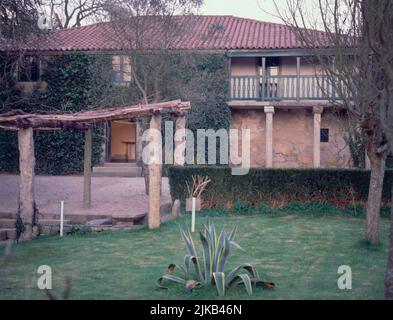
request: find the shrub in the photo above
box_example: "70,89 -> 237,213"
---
168,166 -> 393,208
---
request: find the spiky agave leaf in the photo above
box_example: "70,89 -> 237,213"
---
216,231 -> 231,272
213,272 -> 226,297
229,273 -> 253,296
180,226 -> 204,281
212,228 -> 227,272
225,263 -> 259,286
228,223 -> 238,241
184,255 -> 204,282
200,230 -> 213,284
167,263 -> 187,276
156,274 -> 186,289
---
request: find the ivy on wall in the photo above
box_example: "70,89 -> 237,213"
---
0,52 -> 230,174
0,52 -> 111,174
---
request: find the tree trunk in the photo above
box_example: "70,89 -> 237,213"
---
385,184 -> 393,299
365,152 -> 385,245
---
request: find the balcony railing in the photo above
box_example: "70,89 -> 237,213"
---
230,75 -> 344,101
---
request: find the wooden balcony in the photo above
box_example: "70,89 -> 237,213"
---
230,75 -> 345,101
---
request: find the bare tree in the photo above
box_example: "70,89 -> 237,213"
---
360,0 -> 393,300
272,0 -> 390,245
104,0 -> 203,193
40,0 -> 106,29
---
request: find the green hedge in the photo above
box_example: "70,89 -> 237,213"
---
168,166 -> 393,208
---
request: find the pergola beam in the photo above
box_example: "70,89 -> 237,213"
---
0,100 -> 191,130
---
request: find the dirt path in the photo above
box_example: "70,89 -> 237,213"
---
0,175 -> 171,217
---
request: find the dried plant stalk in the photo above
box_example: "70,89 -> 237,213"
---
186,175 -> 211,198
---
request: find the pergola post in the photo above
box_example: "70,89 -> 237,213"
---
174,113 -> 186,166
83,127 -> 92,208
18,127 -> 36,240
148,113 -> 162,229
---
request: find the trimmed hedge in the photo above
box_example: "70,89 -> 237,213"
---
168,166 -> 393,208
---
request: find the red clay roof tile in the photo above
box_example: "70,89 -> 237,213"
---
4,15 -> 329,52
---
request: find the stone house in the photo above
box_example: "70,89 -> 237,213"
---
8,15 -> 353,170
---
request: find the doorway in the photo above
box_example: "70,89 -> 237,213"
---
109,120 -> 136,162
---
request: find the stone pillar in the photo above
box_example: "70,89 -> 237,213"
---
83,128 -> 92,208
174,114 -> 186,166
313,106 -> 324,168
264,106 -> 275,168
136,118 -> 143,165
18,128 -> 36,240
148,113 -> 162,229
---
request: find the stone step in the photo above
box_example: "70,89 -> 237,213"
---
0,219 -> 15,229
0,212 -> 16,219
92,166 -> 142,177
103,162 -> 140,168
39,219 -> 71,226
0,228 -> 16,241
112,213 -> 146,225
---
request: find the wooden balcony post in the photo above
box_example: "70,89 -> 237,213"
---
296,57 -> 301,101
313,106 -> 324,168
264,106 -> 275,168
332,56 -> 336,100
228,57 -> 232,100
261,57 -> 266,101
18,127 -> 36,240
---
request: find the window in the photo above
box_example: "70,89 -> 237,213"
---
320,128 -> 329,142
18,56 -> 40,82
112,55 -> 131,84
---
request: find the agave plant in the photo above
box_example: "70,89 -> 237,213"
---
157,221 -> 275,296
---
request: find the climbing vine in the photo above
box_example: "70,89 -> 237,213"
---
0,52 -> 230,174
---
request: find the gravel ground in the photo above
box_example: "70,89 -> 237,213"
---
0,174 -> 171,217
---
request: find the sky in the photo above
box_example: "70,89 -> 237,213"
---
200,0 -> 285,23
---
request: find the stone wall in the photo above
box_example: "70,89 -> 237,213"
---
230,107 -> 353,168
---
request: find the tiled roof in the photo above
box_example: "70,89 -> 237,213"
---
4,15 -> 329,52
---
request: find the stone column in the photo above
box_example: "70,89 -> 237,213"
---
83,128 -> 92,208
264,106 -> 275,168
313,106 -> 324,168
148,113 -> 162,229
18,127 -> 36,240
174,113 -> 186,166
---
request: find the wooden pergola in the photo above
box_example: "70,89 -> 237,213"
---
0,100 -> 190,240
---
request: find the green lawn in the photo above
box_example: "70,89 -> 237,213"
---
0,212 -> 390,300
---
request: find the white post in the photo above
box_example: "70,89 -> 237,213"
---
60,200 -> 64,237
191,197 -> 196,233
